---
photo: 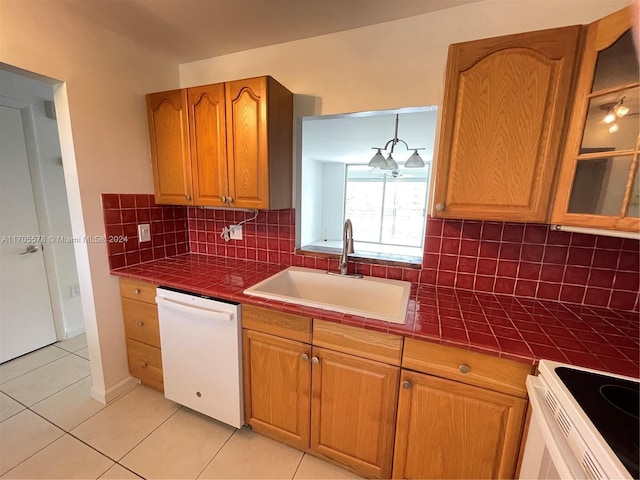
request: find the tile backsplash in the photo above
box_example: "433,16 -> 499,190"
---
103,194 -> 639,311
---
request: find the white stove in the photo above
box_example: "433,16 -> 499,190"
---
519,360 -> 639,480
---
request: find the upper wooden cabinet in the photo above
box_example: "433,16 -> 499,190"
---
551,7 -> 639,232
146,76 -> 293,209
432,26 -> 582,222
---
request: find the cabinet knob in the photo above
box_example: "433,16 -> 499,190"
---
402,381 -> 411,389
136,321 -> 144,327
301,353 -> 309,362
435,203 -> 445,212
220,196 -> 226,203
133,288 -> 140,295
226,196 -> 233,203
459,364 -> 470,374
185,194 -> 192,201
141,362 -> 149,369
311,356 -> 319,364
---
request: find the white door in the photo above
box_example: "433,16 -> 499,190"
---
0,104 -> 57,363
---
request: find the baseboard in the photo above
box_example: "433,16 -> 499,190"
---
91,376 -> 140,404
65,326 -> 86,339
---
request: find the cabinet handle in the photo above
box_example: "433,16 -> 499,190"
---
185,194 -> 192,201
136,321 -> 144,327
402,381 -> 411,389
301,353 -> 309,362
435,203 -> 445,212
311,356 -> 319,364
226,196 -> 233,203
220,196 -> 227,203
133,288 -> 140,295
141,362 -> 149,369
459,364 -> 470,374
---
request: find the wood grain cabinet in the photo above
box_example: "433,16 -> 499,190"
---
147,76 -> 293,209
551,7 -> 639,232
242,308 -> 401,479
432,26 -> 581,222
119,277 -> 163,392
393,340 -> 531,480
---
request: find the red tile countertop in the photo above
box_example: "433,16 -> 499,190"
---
112,254 -> 640,378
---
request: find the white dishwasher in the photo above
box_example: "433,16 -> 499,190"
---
156,287 -> 243,428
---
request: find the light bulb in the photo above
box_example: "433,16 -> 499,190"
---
603,111 -> 616,124
609,122 -> 620,133
614,103 -> 629,117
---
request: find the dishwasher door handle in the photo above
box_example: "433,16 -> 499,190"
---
156,296 -> 233,321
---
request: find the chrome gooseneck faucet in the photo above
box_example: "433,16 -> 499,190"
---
328,219 -> 363,278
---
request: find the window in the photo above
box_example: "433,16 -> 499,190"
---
299,107 -> 437,265
344,164 -> 430,259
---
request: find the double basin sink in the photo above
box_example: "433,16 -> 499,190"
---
244,266 -> 411,324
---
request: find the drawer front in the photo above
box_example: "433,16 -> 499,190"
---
402,339 -> 532,398
122,298 -> 160,348
119,277 -> 157,304
242,305 -> 312,343
313,319 -> 403,366
126,339 -> 163,392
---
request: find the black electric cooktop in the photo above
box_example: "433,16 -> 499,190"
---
556,367 -> 639,479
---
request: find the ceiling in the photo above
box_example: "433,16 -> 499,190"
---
61,0 -> 483,63
302,107 -> 439,165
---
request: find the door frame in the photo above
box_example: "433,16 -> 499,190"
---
0,94 -> 65,340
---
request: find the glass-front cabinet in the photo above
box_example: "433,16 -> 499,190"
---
552,7 -> 639,232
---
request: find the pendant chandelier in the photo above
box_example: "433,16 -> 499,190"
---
368,114 -> 426,170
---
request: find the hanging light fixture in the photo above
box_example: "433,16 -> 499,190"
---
613,97 -> 629,117
368,114 -> 426,169
602,97 -> 630,125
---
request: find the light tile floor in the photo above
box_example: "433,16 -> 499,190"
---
0,336 -> 363,479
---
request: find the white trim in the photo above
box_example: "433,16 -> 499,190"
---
91,376 -> 140,405
550,224 -> 640,240
65,325 -> 86,339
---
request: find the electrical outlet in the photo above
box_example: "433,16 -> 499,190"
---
230,225 -> 243,240
138,224 -> 151,242
70,284 -> 81,297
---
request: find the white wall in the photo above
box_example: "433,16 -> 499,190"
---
322,163 -> 346,242
0,69 -> 84,339
180,0 -> 629,114
0,0 -> 179,402
300,157 -> 323,245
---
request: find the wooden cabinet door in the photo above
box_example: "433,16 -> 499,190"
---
393,370 -> 527,480
433,26 -> 581,222
225,77 -> 269,209
311,347 -> 399,479
146,89 -> 193,205
551,7 -> 639,232
188,84 -> 229,208
242,329 -> 311,450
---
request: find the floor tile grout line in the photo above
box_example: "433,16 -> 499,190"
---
0,347 -> 72,386
26,373 -> 93,415
0,419 -> 65,477
291,451 -> 306,480
194,424 -> 239,479
113,461 -> 146,480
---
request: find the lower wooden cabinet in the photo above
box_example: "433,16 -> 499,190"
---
311,347 -> 399,478
119,277 -> 163,392
242,329 -> 311,450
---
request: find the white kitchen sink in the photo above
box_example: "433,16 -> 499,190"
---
243,266 -> 411,324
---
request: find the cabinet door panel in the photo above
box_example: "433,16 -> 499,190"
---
393,370 -> 526,480
147,90 -> 193,205
433,26 -> 580,222
311,347 -> 398,479
188,84 -> 229,207
243,330 -> 310,450
226,78 -> 269,209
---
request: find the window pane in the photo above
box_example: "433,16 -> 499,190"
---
381,178 -> 427,247
581,87 -> 639,153
591,30 -> 639,93
345,180 -> 383,243
568,155 -> 633,216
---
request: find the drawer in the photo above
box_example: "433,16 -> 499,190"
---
242,305 -> 311,343
122,298 -> 160,348
126,339 -> 163,392
402,339 -> 533,398
313,319 -> 403,366
119,277 -> 157,304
